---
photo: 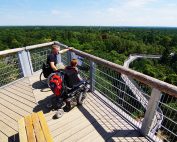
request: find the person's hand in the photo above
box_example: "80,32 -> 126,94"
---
68,47 -> 73,50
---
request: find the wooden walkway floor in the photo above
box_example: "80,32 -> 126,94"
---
0,72 -> 150,142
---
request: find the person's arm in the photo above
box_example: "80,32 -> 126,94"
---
59,47 -> 73,54
50,62 -> 58,71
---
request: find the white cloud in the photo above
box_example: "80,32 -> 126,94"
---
123,0 -> 157,8
51,10 -> 60,15
0,0 -> 177,26
82,0 -> 177,27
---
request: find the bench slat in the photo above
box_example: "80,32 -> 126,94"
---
25,115 -> 36,142
31,113 -> 46,142
18,118 -> 28,142
38,111 -> 53,142
19,111 -> 53,142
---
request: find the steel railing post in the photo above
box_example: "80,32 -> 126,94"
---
18,49 -> 33,77
90,61 -> 95,92
67,51 -> 72,65
141,88 -> 162,136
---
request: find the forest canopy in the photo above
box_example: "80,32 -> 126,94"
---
0,26 -> 177,85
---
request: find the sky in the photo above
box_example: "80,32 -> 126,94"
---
0,0 -> 177,27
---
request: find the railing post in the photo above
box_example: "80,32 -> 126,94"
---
67,51 -> 72,65
18,49 -> 33,77
57,54 -> 61,63
26,50 -> 34,73
90,61 -> 95,92
141,88 -> 161,136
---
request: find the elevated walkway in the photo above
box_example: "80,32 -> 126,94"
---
0,72 -> 149,142
122,54 -> 163,134
0,41 -> 176,142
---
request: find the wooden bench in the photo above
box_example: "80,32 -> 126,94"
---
18,111 -> 53,142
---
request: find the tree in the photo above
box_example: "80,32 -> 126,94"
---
160,47 -> 171,64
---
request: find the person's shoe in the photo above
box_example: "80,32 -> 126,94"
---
54,109 -> 64,119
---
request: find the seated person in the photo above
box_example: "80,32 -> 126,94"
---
64,59 -> 83,88
47,44 -> 72,72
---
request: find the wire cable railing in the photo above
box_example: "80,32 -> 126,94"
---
122,55 -> 163,135
0,51 -> 24,87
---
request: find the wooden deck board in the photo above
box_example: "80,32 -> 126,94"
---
62,120 -> 104,142
13,83 -> 33,93
3,87 -> 36,103
20,78 -> 30,84
0,92 -> 34,113
0,131 -> 9,142
0,112 -> 18,131
0,97 -> 30,117
16,80 -> 32,87
0,75 -> 150,142
7,85 -> 34,97
0,89 -> 36,107
0,121 -> 17,137
0,104 -> 22,121
77,129 -> 105,142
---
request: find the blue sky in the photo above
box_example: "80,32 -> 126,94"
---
0,0 -> 177,26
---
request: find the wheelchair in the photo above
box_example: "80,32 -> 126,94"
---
46,66 -> 89,119
39,63 -> 53,85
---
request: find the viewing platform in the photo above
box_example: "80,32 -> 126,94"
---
0,72 -> 149,142
0,41 -> 176,142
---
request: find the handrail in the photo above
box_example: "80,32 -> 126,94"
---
130,53 -> 161,57
25,41 -> 55,50
0,41 -> 55,56
70,48 -> 177,98
1,41 -> 177,98
0,48 -> 24,56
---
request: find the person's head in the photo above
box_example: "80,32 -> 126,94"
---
70,59 -> 78,67
51,44 -> 60,55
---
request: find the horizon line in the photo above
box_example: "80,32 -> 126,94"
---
0,25 -> 177,28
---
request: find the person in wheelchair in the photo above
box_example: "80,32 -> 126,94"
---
48,58 -> 88,118
42,44 -> 72,80
47,44 -> 71,72
64,58 -> 83,89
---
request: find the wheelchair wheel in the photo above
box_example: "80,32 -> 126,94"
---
47,73 -> 57,87
39,72 -> 47,85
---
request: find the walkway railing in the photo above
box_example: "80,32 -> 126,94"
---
122,55 -> 163,135
0,41 -> 176,142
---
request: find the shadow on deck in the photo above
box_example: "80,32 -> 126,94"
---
0,72 -> 150,142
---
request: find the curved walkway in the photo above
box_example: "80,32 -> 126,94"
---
121,54 -> 163,134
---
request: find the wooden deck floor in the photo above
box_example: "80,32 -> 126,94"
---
0,72 -> 150,142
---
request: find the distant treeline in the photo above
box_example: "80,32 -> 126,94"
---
0,26 -> 177,85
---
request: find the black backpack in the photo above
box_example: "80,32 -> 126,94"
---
42,63 -> 53,78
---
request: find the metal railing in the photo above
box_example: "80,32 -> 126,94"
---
64,44 -> 177,142
122,55 -> 163,135
0,41 -> 177,142
0,49 -> 24,87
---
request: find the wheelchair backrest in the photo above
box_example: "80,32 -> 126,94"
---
64,67 -> 81,88
42,62 -> 53,78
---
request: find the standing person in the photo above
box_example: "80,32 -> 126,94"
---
47,44 -> 72,72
